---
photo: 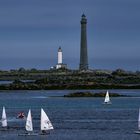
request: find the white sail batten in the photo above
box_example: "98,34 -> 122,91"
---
1,106 -> 7,127
104,90 -> 110,103
41,108 -> 54,131
25,109 -> 33,132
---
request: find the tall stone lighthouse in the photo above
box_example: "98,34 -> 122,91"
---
79,14 -> 88,71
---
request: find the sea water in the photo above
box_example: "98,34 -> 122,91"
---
0,89 -> 140,140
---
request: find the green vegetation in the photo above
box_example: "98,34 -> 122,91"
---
0,68 -> 140,90
64,92 -> 126,97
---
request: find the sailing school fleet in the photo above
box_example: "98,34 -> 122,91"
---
1,91 -> 140,135
0,91 -> 114,136
1,107 -> 54,135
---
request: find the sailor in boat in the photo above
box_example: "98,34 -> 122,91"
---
17,112 -> 25,119
40,108 -> 54,135
42,130 -> 48,134
41,121 -> 51,135
18,109 -> 37,136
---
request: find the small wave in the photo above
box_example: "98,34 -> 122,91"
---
7,117 -> 26,122
32,96 -> 49,99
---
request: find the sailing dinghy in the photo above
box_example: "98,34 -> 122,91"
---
18,109 -> 37,136
40,108 -> 54,135
19,108 -> 54,136
134,108 -> 140,134
1,106 -> 8,129
103,90 -> 111,104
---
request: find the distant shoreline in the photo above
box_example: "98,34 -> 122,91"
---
0,68 -> 139,90
0,84 -> 140,90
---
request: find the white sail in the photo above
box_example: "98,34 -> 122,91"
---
138,108 -> 140,130
1,106 -> 7,127
25,109 -> 33,132
41,108 -> 54,131
104,90 -> 110,103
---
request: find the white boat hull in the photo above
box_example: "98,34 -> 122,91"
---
134,131 -> 140,134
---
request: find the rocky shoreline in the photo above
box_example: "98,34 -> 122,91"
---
0,69 -> 139,90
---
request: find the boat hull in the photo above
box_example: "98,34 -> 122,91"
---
134,131 -> 140,134
103,102 -> 112,105
40,131 -> 50,135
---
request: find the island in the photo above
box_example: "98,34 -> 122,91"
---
0,68 -> 139,90
63,92 -> 127,97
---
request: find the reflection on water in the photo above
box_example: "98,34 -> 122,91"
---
0,89 -> 140,140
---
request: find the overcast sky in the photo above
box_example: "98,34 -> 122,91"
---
0,0 -> 139,71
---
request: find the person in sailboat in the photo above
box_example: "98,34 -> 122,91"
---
18,109 -> 38,136
41,120 -> 51,134
40,108 -> 54,135
42,130 -> 48,134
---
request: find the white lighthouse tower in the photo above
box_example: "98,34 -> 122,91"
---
58,47 -> 62,64
55,47 -> 67,69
